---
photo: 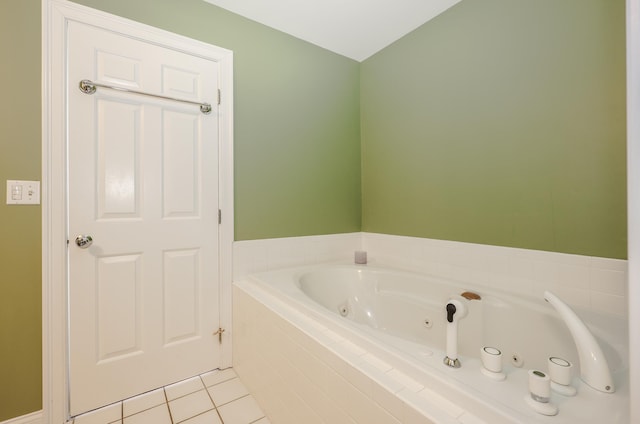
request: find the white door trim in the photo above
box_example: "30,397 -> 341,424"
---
627,1 -> 640,422
41,1 -> 234,422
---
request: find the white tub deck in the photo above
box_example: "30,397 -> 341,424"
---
233,263 -> 629,424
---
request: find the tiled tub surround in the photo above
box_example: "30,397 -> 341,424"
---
233,233 -> 362,280
233,283 -> 455,424
232,233 -> 629,423
233,233 -> 628,318
233,265 -> 628,424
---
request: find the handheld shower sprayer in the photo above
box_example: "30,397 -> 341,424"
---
443,296 -> 468,368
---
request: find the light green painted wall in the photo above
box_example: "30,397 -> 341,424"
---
0,0 -> 360,420
70,0 -> 362,241
361,0 -> 627,259
0,1 -> 43,420
0,0 -> 627,420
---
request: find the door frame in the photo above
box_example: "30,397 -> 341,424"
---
627,1 -> 640,422
41,1 -> 234,422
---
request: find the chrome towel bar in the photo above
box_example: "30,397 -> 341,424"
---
78,79 -> 212,114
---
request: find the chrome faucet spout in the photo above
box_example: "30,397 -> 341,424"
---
543,290 -> 615,393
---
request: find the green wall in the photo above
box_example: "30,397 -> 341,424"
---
71,0 -> 363,241
0,0 -> 361,420
0,0 -> 627,420
361,0 -> 627,258
0,1 -> 43,420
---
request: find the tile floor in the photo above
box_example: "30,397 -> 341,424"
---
68,368 -> 269,424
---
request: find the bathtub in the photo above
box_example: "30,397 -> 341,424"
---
236,263 -> 629,423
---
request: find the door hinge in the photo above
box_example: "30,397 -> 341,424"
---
217,89 -> 221,105
213,327 -> 225,344
218,209 -> 222,224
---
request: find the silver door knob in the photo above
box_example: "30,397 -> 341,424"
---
75,235 -> 93,249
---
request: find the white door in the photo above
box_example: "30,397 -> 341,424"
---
67,20 -> 221,415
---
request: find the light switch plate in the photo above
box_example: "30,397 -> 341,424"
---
6,180 -> 40,205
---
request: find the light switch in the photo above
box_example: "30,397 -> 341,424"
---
11,185 -> 22,200
6,180 -> 40,205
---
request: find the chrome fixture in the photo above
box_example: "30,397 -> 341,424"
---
78,79 -> 213,114
74,235 -> 93,249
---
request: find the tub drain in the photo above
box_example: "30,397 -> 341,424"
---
338,302 -> 350,317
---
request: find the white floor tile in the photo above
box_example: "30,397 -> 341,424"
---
123,388 -> 166,417
207,378 -> 250,406
217,395 -> 265,424
71,369 -> 269,424
201,368 -> 237,387
123,404 -> 171,424
181,409 -> 223,424
168,389 -> 215,423
74,402 -> 121,424
165,376 -> 206,401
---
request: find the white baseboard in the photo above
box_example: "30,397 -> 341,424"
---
0,411 -> 43,424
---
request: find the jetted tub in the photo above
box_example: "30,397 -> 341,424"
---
245,263 -> 629,423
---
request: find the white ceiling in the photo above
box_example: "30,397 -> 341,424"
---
203,0 -> 463,61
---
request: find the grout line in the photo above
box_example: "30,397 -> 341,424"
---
123,403 -> 171,421
163,387 -> 175,424
213,392 -> 251,409
167,387 -> 209,403
200,375 -> 225,423
175,407 -> 219,424
72,369 -> 268,424
202,368 -> 237,389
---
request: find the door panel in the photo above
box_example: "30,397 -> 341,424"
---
163,249 -> 200,344
163,110 -> 200,217
96,254 -> 141,361
67,20 -> 220,416
97,99 -> 141,218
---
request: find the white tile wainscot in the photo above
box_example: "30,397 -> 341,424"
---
231,233 -> 628,423
361,233 -> 628,318
233,233 -> 361,281
233,282 -> 488,424
233,233 -> 627,318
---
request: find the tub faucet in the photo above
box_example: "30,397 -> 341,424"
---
543,291 -> 615,393
443,296 -> 468,368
